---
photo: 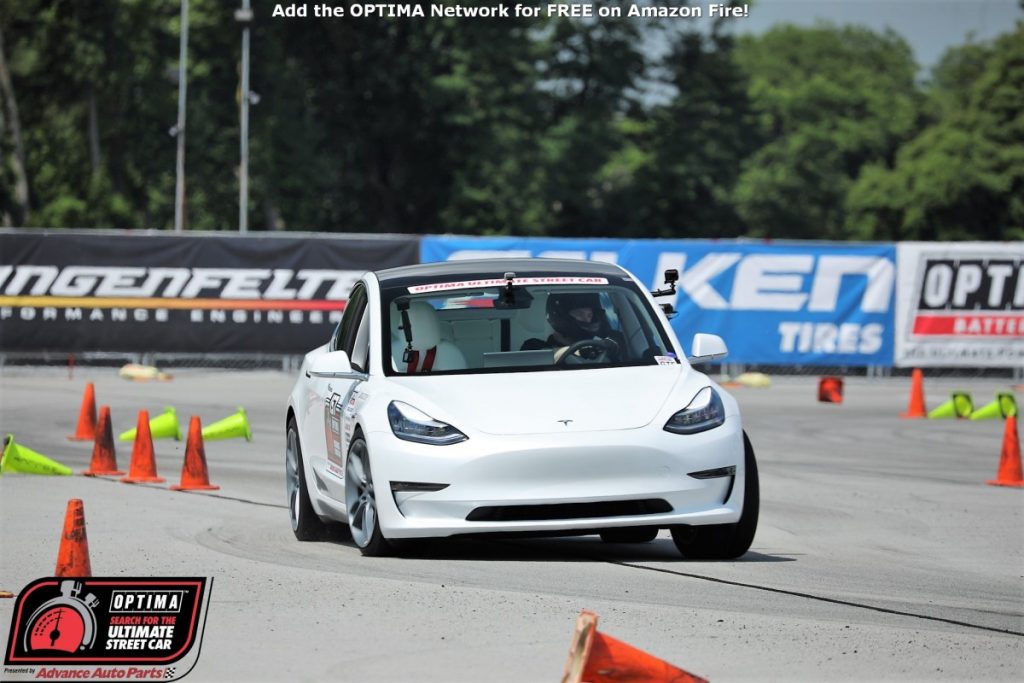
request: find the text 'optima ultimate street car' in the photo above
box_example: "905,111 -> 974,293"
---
285,258 -> 759,558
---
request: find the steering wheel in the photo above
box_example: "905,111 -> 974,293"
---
555,338 -> 620,365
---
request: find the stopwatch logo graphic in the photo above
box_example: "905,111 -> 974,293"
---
23,580 -> 99,653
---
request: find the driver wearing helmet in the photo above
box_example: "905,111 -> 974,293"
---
521,292 -> 624,360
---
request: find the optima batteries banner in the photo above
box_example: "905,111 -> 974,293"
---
422,236 -> 896,366
895,242 -> 1024,367
0,230 -> 418,353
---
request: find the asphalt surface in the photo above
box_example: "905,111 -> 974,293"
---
1,368 -> 1022,681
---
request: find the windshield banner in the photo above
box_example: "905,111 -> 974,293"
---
894,242 -> 1023,368
422,236 -> 896,366
0,230 -> 418,353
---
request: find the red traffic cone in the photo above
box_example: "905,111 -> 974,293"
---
171,417 -> 220,491
901,368 -> 927,418
818,376 -> 844,404
120,410 -> 165,484
561,610 -> 707,683
67,382 -> 98,441
987,415 -> 1024,488
82,406 -> 125,477
55,499 -> 92,577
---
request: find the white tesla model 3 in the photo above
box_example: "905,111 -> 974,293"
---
286,258 -> 758,558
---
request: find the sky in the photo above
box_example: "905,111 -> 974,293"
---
726,0 -> 1022,69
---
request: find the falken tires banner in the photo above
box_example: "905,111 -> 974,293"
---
895,242 -> 1024,367
0,230 -> 418,354
422,236 -> 896,366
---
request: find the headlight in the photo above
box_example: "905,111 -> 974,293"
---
664,387 -> 725,434
387,401 -> 467,445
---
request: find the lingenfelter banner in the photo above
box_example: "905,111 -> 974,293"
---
0,230 -> 418,353
895,242 -> 1024,367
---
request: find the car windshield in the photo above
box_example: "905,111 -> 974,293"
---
381,273 -> 677,375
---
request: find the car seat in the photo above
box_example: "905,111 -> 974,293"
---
391,301 -> 468,373
512,291 -> 550,350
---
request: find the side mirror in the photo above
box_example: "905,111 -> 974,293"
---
687,333 -> 728,363
307,350 -> 361,378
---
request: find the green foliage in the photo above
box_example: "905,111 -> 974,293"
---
846,23 -> 1024,241
3,0 -> 178,228
732,23 -> 920,239
618,30 -> 759,237
0,2 -> 1020,240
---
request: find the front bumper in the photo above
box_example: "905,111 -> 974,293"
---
366,418 -> 746,539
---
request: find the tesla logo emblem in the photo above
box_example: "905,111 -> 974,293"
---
557,419 -> 573,427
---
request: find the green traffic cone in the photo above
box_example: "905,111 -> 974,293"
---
928,391 -> 973,419
202,407 -> 252,442
1,435 -> 73,476
118,406 -> 182,441
970,392 -> 1018,420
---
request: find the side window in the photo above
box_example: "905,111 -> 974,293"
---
334,284 -> 368,361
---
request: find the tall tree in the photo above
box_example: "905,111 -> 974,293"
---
600,25 -> 757,238
732,23 -> 920,239
2,0 -> 180,229
259,1 -> 552,233
0,24 -> 31,225
846,24 -> 1024,241
532,3 -> 652,235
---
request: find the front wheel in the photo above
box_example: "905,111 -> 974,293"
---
671,431 -> 759,559
345,437 -> 392,557
286,419 -> 327,541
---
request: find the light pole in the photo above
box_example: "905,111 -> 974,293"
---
173,0 -> 189,233
236,1 -> 253,233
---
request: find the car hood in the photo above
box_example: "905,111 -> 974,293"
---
392,365 -> 688,435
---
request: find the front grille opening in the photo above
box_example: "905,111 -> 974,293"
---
466,498 -> 672,522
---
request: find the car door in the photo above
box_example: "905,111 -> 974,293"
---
303,283 -> 370,503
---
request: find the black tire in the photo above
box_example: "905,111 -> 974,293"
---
286,418 -> 328,541
671,431 -> 759,559
344,437 -> 392,557
599,527 -> 659,544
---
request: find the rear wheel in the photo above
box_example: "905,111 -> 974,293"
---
286,419 -> 327,541
345,437 -> 392,557
599,527 -> 659,544
671,431 -> 759,559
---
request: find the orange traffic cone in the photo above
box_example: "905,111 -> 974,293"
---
818,376 -> 843,404
171,417 -> 220,491
55,499 -> 92,577
901,368 -> 927,418
987,415 -> 1023,488
82,406 -> 125,476
67,382 -> 98,441
120,410 -> 165,484
561,610 -> 707,683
